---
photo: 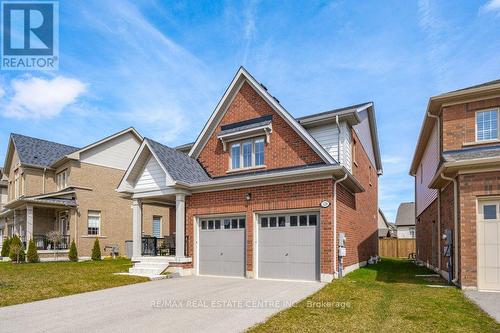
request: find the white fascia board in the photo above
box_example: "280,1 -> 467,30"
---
131,187 -> 191,199
117,140 -> 148,193
188,67 -> 336,164
365,103 -> 383,174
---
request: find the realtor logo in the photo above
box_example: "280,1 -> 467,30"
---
1,1 -> 59,70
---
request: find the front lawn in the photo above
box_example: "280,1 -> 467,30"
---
0,258 -> 148,307
249,258 -> 500,332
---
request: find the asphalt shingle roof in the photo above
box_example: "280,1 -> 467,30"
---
146,138 -> 212,184
395,202 -> 415,226
11,133 -> 79,168
443,145 -> 500,162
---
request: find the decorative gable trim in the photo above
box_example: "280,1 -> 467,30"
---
188,67 -> 336,164
117,140 -> 175,193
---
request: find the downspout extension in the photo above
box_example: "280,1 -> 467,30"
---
440,173 -> 459,284
333,173 -> 348,278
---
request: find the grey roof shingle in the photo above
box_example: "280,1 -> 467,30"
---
443,145 -> 500,162
146,138 -> 211,184
212,162 -> 327,180
11,133 -> 79,168
395,202 -> 415,226
219,115 -> 273,136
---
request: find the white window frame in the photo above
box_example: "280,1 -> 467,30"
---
56,169 -> 68,190
87,210 -> 101,236
409,227 -> 416,238
475,108 -> 499,142
229,137 -> 266,171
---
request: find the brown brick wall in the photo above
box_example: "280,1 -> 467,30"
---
458,170 -> 500,288
442,97 -> 500,151
197,81 -> 323,177
416,198 -> 438,267
440,182 -> 457,276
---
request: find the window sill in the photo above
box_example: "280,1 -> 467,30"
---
227,165 -> 267,174
82,235 -> 107,239
463,139 -> 500,147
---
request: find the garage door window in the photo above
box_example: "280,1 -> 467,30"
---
215,220 -> 221,229
299,215 -> 308,226
290,216 -> 298,226
309,215 -> 317,226
261,213 -> 319,228
261,217 -> 268,227
270,217 -> 277,228
278,216 -> 286,227
200,217 -> 246,231
484,205 -> 497,220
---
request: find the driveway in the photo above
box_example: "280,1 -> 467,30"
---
465,290 -> 500,323
0,276 -> 323,333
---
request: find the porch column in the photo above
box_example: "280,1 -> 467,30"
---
175,193 -> 185,259
132,199 -> 142,259
26,205 -> 33,241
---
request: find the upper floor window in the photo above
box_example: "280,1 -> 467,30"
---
230,138 -> 265,170
57,169 -> 68,190
476,109 -> 499,141
87,210 -> 101,235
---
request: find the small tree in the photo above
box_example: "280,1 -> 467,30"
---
47,231 -> 63,261
91,238 -> 101,261
9,235 -> 25,263
26,239 -> 39,263
68,239 -> 78,262
1,236 -> 10,258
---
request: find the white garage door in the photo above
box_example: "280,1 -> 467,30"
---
478,200 -> 500,291
199,217 -> 246,277
258,212 -> 320,281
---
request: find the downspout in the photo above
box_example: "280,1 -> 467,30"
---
440,173 -> 459,284
42,168 -> 47,194
427,112 -> 441,271
333,173 -> 348,278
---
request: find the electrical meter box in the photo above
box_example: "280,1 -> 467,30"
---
338,232 -> 346,257
443,229 -> 453,257
338,247 -> 347,257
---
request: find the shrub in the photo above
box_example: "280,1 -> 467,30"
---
1,237 -> 10,257
91,238 -> 101,261
68,240 -> 78,262
26,239 -> 39,263
9,235 -> 25,263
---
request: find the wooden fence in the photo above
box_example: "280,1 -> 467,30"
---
378,238 -> 416,258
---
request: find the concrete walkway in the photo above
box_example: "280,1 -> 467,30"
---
465,290 -> 500,323
0,276 -> 323,333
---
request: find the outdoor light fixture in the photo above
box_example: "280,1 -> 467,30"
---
245,193 -> 252,201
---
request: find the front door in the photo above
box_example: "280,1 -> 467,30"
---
477,200 -> 500,291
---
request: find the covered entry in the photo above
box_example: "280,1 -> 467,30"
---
199,216 -> 246,277
478,199 -> 500,291
258,212 -> 320,281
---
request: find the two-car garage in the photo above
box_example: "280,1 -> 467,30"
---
198,211 -> 320,281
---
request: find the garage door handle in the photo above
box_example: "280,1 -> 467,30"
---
285,253 -> 288,256
220,252 -> 223,256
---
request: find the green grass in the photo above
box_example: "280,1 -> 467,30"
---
0,258 -> 148,307
249,258 -> 500,333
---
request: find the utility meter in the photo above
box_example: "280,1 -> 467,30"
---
338,232 -> 346,257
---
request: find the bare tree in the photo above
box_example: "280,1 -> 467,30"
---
47,231 -> 63,261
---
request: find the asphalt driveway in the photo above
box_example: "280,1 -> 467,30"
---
0,276 -> 323,333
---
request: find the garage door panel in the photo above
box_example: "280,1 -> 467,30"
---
199,217 -> 245,277
478,200 -> 500,291
258,212 -> 319,281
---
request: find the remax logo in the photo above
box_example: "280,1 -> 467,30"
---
1,1 -> 59,70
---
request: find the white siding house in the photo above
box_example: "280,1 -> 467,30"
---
415,123 -> 439,216
307,121 -> 352,172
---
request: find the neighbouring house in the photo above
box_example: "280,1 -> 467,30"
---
0,128 -> 172,260
118,67 -> 383,282
394,202 -> 416,239
378,208 -> 396,238
0,167 -> 7,251
410,79 -> 500,291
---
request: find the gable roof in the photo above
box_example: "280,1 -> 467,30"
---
146,138 -> 211,184
8,133 -> 79,169
395,202 -> 415,226
188,67 -> 336,164
65,127 -> 142,161
410,78 -> 500,175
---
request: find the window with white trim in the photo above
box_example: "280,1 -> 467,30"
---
87,210 -> 101,235
57,169 -> 68,190
409,227 -> 415,238
476,109 -> 499,141
230,137 -> 265,170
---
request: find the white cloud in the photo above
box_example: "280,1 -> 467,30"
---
482,0 -> 500,12
2,76 -> 86,119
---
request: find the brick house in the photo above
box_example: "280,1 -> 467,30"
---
0,128 -> 172,260
410,79 -> 500,291
118,67 -> 383,281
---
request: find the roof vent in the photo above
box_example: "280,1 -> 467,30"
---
260,83 -> 268,91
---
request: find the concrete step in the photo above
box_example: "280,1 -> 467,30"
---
129,267 -> 166,275
133,262 -> 169,269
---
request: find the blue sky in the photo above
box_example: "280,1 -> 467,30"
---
1,0 -> 500,221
